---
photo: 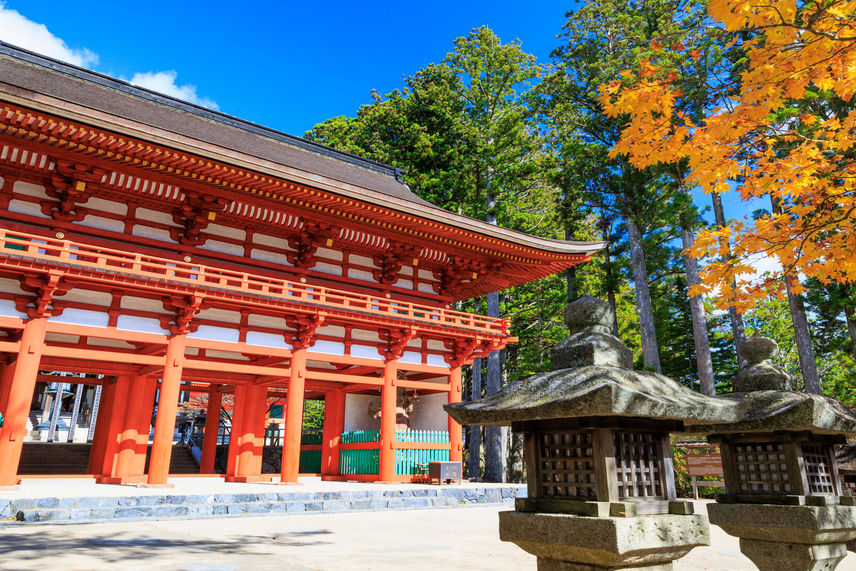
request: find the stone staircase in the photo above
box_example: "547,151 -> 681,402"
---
18,443 -> 199,475
19,443 -> 91,475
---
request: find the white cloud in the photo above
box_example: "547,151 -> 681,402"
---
130,71 -> 219,110
740,252 -> 783,284
0,3 -> 217,109
0,2 -> 97,67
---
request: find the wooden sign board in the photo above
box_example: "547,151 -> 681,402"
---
686,453 -> 723,476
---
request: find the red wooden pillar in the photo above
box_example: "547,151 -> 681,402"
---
321,388 -> 345,478
132,376 -> 157,477
0,360 -> 15,415
102,374 -> 153,484
94,375 -> 133,481
147,334 -> 186,486
87,378 -> 116,475
448,366 -> 463,464
226,384 -> 271,482
379,359 -> 398,482
200,385 -> 222,474
0,317 -> 47,487
280,348 -> 306,484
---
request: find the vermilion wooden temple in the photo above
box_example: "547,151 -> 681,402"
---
0,43 -> 601,487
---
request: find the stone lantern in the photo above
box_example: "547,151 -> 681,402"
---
446,296 -> 731,570
688,334 -> 856,570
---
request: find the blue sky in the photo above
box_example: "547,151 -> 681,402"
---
4,1 -> 571,135
0,1 -> 762,235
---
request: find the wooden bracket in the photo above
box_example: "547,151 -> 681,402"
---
41,159 -> 106,222
379,328 -> 415,362
444,337 -> 505,367
161,294 -> 206,335
285,313 -> 325,350
286,221 -> 339,269
373,242 -> 420,285
170,190 -> 228,246
15,271 -> 71,319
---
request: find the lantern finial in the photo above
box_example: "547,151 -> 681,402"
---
733,334 -> 795,392
551,295 -> 632,369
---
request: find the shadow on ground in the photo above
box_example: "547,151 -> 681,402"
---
0,526 -> 333,566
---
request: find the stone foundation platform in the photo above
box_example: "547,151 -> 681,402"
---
1,481 -> 523,525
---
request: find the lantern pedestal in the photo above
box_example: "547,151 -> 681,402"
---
499,510 -> 709,571
708,503 -> 856,571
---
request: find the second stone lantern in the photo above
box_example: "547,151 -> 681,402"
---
687,334 -> 856,570
446,296 -> 732,570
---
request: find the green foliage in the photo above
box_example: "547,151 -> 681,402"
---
304,13 -> 856,415
302,400 -> 325,433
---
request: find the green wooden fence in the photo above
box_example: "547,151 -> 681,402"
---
337,429 -> 449,476
339,430 -> 380,475
395,430 -> 449,475
298,432 -> 322,473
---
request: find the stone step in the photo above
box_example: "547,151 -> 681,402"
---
1,486 -> 523,525
18,443 -> 199,476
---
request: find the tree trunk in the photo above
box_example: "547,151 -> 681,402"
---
602,226 -> 619,336
565,226 -> 577,301
844,303 -> 856,361
483,176 -> 506,482
484,291 -> 506,482
681,226 -> 716,395
770,195 -> 821,394
468,358 -> 482,480
626,217 -> 661,373
785,286 -> 822,394
711,192 -> 747,369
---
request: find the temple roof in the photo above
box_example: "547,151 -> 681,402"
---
0,42 -> 604,263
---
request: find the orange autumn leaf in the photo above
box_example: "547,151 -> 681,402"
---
600,0 -> 856,312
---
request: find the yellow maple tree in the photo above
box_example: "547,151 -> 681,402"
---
600,0 -> 856,312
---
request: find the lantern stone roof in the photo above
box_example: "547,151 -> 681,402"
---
446,297 -> 856,436
445,364 -> 733,426
686,335 -> 856,436
445,296 -> 731,426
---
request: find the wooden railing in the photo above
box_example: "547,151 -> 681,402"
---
0,228 -> 509,335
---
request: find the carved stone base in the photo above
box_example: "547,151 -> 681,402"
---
708,503 -> 856,571
498,511 -> 708,570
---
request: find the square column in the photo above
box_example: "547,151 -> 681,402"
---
225,384 -> 271,482
147,334 -> 187,486
0,317 -> 47,487
200,385 -> 222,474
379,359 -> 398,482
321,389 -> 345,478
280,348 -> 306,484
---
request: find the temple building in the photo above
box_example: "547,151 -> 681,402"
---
0,42 -> 602,487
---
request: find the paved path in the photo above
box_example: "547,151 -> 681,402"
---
4,504 -> 851,570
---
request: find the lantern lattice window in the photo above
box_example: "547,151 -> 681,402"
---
802,444 -> 835,495
537,430 -> 596,498
733,442 -> 791,494
614,431 -> 664,499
